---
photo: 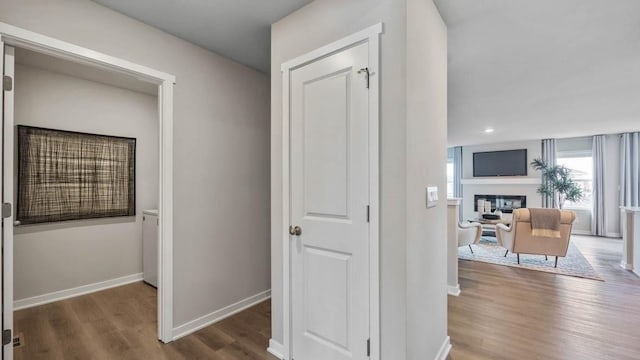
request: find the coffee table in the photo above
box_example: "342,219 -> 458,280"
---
468,217 -> 512,237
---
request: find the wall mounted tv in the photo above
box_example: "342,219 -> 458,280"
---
473,149 -> 528,177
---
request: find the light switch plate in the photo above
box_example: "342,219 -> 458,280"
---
426,186 -> 438,208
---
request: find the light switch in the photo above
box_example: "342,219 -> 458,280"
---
426,186 -> 438,208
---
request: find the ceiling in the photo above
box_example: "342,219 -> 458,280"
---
92,0 -> 640,146
435,0 -> 640,146
93,0 -> 313,73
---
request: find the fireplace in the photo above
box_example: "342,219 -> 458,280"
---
474,194 -> 526,213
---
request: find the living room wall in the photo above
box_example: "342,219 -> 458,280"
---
461,140 -> 542,221
461,136 -> 622,237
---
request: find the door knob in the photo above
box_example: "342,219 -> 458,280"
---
289,225 -> 302,236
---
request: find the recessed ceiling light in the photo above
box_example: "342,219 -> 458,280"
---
484,128 -> 494,133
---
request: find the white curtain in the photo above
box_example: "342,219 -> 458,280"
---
620,132 -> 640,208
592,135 -> 607,236
541,139 -> 557,208
453,146 -> 463,220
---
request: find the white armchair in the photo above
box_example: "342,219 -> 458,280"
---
458,221 -> 483,253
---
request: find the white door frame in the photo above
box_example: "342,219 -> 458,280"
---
0,22 -> 176,344
1,43 -> 15,360
280,23 -> 382,360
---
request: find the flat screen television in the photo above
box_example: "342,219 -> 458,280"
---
473,149 -> 528,177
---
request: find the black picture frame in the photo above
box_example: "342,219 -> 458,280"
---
17,126 -> 136,224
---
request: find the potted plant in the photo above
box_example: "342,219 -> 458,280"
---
531,158 -> 583,209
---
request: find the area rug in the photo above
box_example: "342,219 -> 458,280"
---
458,237 -> 603,281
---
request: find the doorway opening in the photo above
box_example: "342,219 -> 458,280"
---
1,23 -> 175,360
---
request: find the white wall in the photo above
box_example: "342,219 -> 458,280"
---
13,63 -> 157,300
271,0 -> 448,358
405,1 -> 449,358
461,136 -> 623,237
0,0 -> 270,329
461,141 -> 542,220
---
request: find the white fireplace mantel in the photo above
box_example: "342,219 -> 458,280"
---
461,178 -> 541,185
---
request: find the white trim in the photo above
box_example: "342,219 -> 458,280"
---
435,336 -> 452,360
447,285 -> 461,297
368,23 -> 382,360
606,232 -> 621,238
172,290 -> 271,340
2,43 -> 15,360
281,65 -> 291,359
461,178 -> 541,185
620,260 -> 633,270
447,198 -> 462,206
267,339 -> 286,360
572,230 -> 592,236
0,23 -> 174,83
280,23 -> 383,72
158,80 -> 174,343
13,273 -> 143,311
0,22 -> 175,343
281,22 -> 383,360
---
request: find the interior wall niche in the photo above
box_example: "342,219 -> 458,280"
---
17,126 -> 136,224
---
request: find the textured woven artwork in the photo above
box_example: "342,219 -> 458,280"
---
18,126 -> 135,224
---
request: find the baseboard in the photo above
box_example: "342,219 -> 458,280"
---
435,336 -> 452,360
267,339 -> 286,360
572,230 -> 592,235
14,273 -> 143,311
606,232 -> 621,238
172,289 -> 271,340
620,260 -> 634,270
447,285 -> 461,296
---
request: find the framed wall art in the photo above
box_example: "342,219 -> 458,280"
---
17,126 -> 136,224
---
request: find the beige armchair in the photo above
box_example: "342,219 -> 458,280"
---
458,221 -> 483,253
496,208 -> 576,267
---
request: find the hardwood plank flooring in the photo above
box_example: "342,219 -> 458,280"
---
15,235 -> 639,359
14,283 -> 276,360
448,235 -> 640,360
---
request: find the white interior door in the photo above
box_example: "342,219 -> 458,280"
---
1,44 -> 15,360
289,42 -> 370,360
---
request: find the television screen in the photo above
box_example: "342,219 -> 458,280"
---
473,149 -> 528,177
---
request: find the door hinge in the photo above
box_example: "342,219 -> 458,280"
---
367,338 -> 371,357
3,75 -> 12,91
366,205 -> 370,223
2,203 -> 11,219
2,329 -> 11,346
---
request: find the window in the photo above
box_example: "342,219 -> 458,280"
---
447,148 -> 454,198
556,137 -> 593,210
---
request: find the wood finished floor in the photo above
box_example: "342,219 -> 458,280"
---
14,282 -> 277,360
14,235 -> 639,359
448,235 -> 640,360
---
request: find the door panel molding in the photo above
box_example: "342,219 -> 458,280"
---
280,23 -> 382,360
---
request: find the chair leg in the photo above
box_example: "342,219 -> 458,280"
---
555,256 -> 559,268
545,255 -> 548,261
468,244 -> 474,254
517,253 -> 520,264
504,250 -> 509,257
